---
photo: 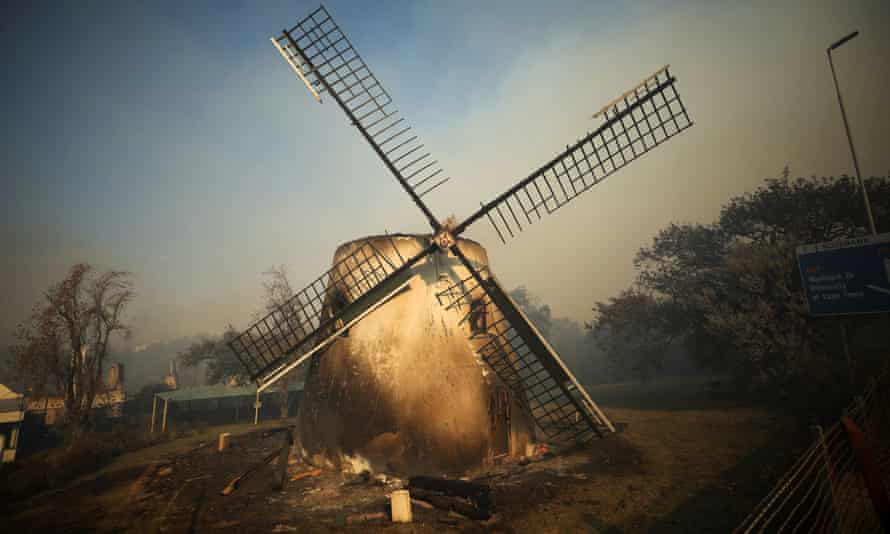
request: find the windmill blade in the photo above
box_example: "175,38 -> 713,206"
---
229,238 -> 436,390
454,65 -> 692,242
436,245 -> 615,444
272,5 -> 449,231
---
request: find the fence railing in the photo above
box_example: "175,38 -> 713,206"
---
735,369 -> 890,533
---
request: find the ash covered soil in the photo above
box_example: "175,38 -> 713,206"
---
5,379 -> 804,533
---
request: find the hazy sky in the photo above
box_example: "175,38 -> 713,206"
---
3,0 -> 889,348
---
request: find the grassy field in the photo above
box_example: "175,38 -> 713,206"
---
3,377 -> 808,533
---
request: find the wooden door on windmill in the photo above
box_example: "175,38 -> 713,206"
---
490,387 -> 511,456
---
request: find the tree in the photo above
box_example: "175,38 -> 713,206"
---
509,286 -> 552,338
551,316 -> 608,385
634,222 -> 728,299
177,327 -> 246,385
257,265 -> 301,419
590,171 -> 890,392
590,289 -> 681,382
718,171 -> 890,243
10,263 -> 134,437
693,241 -> 831,389
510,286 -> 607,385
632,222 -> 736,374
178,265 -> 301,419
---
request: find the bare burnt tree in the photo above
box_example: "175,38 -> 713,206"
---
177,266 -> 300,420
258,265 -> 300,418
10,263 -> 134,438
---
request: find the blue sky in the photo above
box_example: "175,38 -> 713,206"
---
3,1 -> 889,347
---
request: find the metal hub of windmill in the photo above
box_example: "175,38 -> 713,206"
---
229,4 -> 693,451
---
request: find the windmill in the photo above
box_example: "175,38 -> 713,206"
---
230,5 -> 692,472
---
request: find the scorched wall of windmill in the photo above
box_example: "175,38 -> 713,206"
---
296,234 -> 534,475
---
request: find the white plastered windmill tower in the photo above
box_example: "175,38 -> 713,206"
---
229,4 -> 693,475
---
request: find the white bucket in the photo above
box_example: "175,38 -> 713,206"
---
218,432 -> 231,452
390,489 -> 413,523
525,442 -> 536,457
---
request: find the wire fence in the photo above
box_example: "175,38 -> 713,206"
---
735,368 -> 890,533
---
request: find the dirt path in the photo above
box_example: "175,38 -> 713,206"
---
90,419 -> 296,479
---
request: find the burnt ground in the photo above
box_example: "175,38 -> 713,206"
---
4,378 -> 808,533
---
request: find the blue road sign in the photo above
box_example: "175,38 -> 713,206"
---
796,233 -> 890,316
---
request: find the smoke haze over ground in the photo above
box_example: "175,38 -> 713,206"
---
3,0 -> 889,360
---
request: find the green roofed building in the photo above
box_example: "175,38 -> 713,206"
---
150,381 -> 303,433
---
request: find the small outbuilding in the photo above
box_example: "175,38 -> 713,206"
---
150,381 -> 303,433
0,384 -> 25,463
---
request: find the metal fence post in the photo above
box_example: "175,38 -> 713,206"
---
736,369 -> 890,533
812,425 -> 842,532
150,394 -> 157,433
854,395 -> 867,433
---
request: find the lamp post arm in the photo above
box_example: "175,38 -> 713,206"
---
829,31 -> 859,52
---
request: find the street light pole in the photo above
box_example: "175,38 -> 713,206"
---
826,31 -> 874,389
827,30 -> 877,236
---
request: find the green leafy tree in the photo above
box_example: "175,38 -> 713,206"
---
509,286 -> 552,338
510,286 -> 607,385
591,171 -> 890,391
590,289 -> 682,382
177,327 -> 245,385
695,241 -> 826,389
